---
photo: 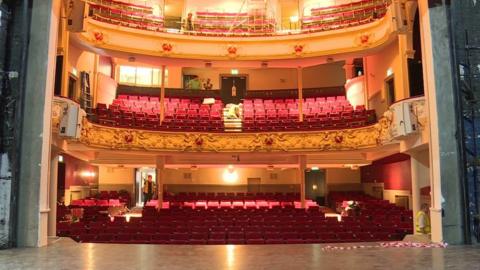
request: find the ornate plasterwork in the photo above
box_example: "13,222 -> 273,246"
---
79,119 -> 384,153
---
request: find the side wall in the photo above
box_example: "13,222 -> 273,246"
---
361,153 -> 413,209
365,39 -> 407,117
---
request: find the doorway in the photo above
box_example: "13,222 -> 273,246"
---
220,75 -> 247,104
305,170 -> 326,205
247,178 -> 261,193
385,75 -> 395,106
395,195 -> 409,209
135,168 -> 156,207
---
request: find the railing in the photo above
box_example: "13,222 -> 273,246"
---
87,0 -> 391,37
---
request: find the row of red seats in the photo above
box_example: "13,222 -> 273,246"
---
156,200 -> 318,210
242,97 -> 374,131
166,191 -> 300,199
90,0 -> 154,12
302,0 -> 389,31
242,111 -> 375,131
59,207 -> 411,244
70,199 -> 123,207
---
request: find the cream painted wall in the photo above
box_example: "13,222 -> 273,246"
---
365,39 -> 406,116
96,73 -> 117,105
68,43 -> 95,75
303,61 -> 346,88
164,167 -> 299,185
167,66 -> 183,88
98,166 -> 135,195
325,168 -> 362,191
383,189 -> 412,210
182,67 -> 298,90
99,166 -> 135,184
181,63 -> 345,90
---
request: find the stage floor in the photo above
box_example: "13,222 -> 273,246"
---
0,238 -> 479,270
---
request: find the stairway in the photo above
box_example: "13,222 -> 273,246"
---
223,104 -> 243,132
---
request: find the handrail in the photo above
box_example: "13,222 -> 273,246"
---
87,0 -> 391,37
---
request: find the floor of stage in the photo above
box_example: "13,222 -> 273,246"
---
0,238 -> 479,270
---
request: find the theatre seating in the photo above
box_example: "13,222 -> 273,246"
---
328,191 -> 414,236
95,95 -> 224,132
61,192 -> 412,245
242,96 -> 375,131
89,0 -> 164,32
301,0 -> 390,33
63,207 -> 410,245
94,94 -> 376,132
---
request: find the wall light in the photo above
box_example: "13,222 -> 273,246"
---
289,15 -> 299,23
81,171 -> 96,178
223,165 -> 238,184
231,69 -> 239,75
386,68 -> 393,77
58,155 -> 64,163
311,166 -> 319,171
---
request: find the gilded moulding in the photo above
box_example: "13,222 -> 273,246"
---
79,119 -> 385,153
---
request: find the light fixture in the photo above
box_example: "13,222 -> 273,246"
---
289,15 -> 299,23
387,68 -> 393,77
81,171 -> 96,178
223,165 -> 238,183
58,155 -> 64,163
311,166 -> 319,171
312,184 -> 318,190
231,69 -> 239,75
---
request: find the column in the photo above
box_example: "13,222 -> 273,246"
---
418,1 -> 464,244
398,34 -> 412,99
297,67 -> 303,122
362,57 -> 369,109
48,153 -> 59,237
408,149 -> 430,235
298,155 -> 306,208
59,3 -> 70,97
159,65 -> 166,123
155,156 -> 166,210
343,59 -> 355,80
17,0 -> 61,247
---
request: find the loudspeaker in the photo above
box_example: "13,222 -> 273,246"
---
66,0 -> 87,32
59,100 -> 86,139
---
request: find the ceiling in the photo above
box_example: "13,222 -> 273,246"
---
60,139 -> 400,169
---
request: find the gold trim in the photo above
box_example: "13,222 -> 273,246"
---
80,119 -> 386,153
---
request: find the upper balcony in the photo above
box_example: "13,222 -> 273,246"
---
74,0 -> 401,61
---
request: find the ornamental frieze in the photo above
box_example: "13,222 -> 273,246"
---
79,119 -> 384,153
